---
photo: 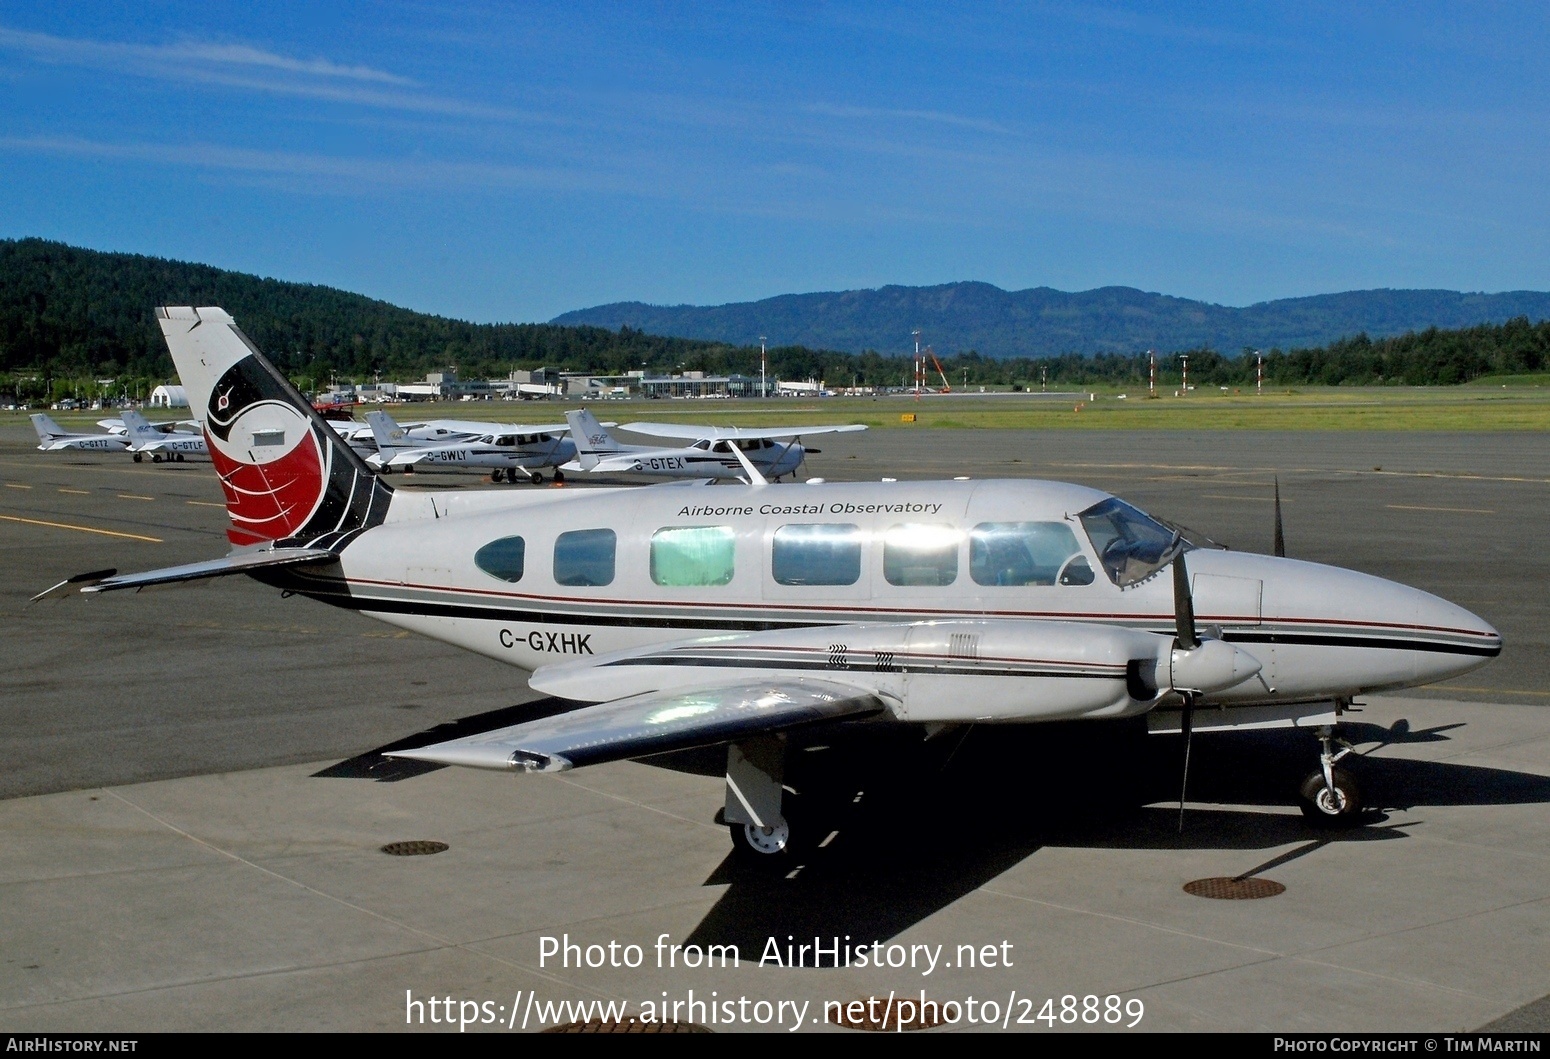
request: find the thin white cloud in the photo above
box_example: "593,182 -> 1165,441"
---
0,25 -> 413,85
804,102 -> 1015,136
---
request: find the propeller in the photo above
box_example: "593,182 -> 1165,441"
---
1173,546 -> 1199,832
1273,476 -> 1286,558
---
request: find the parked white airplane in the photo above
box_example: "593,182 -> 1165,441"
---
364,410 -> 577,483
43,308 -> 1502,869
99,415 -> 200,436
564,408 -> 864,481
30,413 -> 129,453
121,408 -> 208,463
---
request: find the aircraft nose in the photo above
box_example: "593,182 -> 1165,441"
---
1410,585 -> 1502,684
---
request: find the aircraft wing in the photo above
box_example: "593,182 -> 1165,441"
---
620,422 -> 867,441
385,680 -> 886,773
32,547 -> 337,600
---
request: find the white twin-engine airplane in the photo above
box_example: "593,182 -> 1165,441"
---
30,413 -> 130,453
42,307 -> 1502,869
563,408 -> 864,481
364,410 -> 577,483
120,408 -> 208,463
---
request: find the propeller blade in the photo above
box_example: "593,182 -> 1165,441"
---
1173,547 -> 1199,651
1178,692 -> 1195,833
1273,476 -> 1286,558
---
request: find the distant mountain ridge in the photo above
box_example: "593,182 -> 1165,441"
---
552,282 -> 1550,359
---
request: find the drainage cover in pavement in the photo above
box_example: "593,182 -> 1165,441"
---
544,1019 -> 709,1034
835,997 -> 946,1031
1184,876 -> 1286,899
380,840 -> 449,856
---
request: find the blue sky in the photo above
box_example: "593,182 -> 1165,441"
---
1,2 -> 1547,324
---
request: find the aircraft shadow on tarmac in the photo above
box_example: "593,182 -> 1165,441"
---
319,707 -> 1550,951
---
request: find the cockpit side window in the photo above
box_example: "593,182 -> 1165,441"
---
1078,498 -> 1183,587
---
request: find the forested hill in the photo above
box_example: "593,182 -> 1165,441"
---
0,238 -> 730,380
552,281 -> 1550,359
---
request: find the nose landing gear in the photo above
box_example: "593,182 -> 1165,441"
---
1298,725 -> 1362,825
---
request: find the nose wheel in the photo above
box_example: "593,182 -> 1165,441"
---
1298,726 -> 1363,825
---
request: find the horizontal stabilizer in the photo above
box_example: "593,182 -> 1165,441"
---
385,680 -> 885,773
71,548 -> 337,595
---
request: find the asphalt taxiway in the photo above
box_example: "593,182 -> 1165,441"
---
1,419 -> 1546,1032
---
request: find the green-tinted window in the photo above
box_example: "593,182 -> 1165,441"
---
772,524 -> 862,586
554,528 -> 616,587
883,524 -> 961,586
651,526 -> 735,587
970,522 -> 1091,586
473,536 -> 525,583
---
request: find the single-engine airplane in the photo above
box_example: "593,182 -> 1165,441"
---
30,413 -> 130,453
563,408 -> 864,481
121,408 -> 209,463
39,307 -> 1502,868
364,409 -> 577,483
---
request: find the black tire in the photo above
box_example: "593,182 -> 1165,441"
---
151,454 -> 163,463
132,453 -> 142,463
728,821 -> 798,873
530,472 -> 544,485
491,469 -> 504,483
553,470 -> 566,483
175,453 -> 185,462
1298,769 -> 1363,826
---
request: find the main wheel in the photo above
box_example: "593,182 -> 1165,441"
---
529,472 -> 544,485
729,820 -> 795,872
553,470 -> 566,483
151,454 -> 163,463
491,469 -> 504,483
1298,769 -> 1363,826
174,453 -> 185,462
132,453 -> 143,463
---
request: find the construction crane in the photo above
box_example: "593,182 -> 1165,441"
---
912,331 -> 952,395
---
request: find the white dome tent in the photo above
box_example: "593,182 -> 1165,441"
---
149,385 -> 188,408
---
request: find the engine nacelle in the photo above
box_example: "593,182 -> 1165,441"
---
532,618 -> 1175,723
1169,638 -> 1262,694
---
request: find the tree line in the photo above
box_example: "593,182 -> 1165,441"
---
3,238 -> 1546,403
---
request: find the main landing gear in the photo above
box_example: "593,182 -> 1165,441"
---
491,469 -> 562,485
1297,724 -> 1363,826
725,736 -> 804,871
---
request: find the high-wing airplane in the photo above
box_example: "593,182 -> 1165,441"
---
364,410 -> 576,483
120,408 -> 208,463
563,408 -> 865,481
41,308 -> 1502,870
99,415 -> 201,436
30,413 -> 130,453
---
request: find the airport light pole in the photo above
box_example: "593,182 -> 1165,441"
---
760,336 -> 767,398
1256,350 -> 1264,396
1148,350 -> 1156,398
1178,354 -> 1189,396
912,329 -> 923,397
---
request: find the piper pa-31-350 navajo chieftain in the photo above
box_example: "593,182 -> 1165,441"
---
564,408 -> 865,482
40,307 -> 1502,866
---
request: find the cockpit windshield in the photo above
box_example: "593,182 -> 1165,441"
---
1078,497 -> 1186,587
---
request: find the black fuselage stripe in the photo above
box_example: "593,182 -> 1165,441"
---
603,656 -> 1119,679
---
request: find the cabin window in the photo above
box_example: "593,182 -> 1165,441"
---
970,522 -> 1094,586
473,536 -> 526,583
883,524 -> 960,586
553,528 -> 616,587
652,526 -> 735,586
772,524 -> 862,586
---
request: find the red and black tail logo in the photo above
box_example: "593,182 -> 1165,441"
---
204,355 -> 390,548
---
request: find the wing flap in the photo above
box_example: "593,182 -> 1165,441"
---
71,547 -> 336,595
385,679 -> 886,773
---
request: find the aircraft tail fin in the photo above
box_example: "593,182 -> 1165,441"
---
155,307 -> 393,549
118,408 -> 164,445
30,413 -> 66,443
364,410 -> 415,455
565,408 -> 620,470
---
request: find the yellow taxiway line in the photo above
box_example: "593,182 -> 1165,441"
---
0,514 -> 162,543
